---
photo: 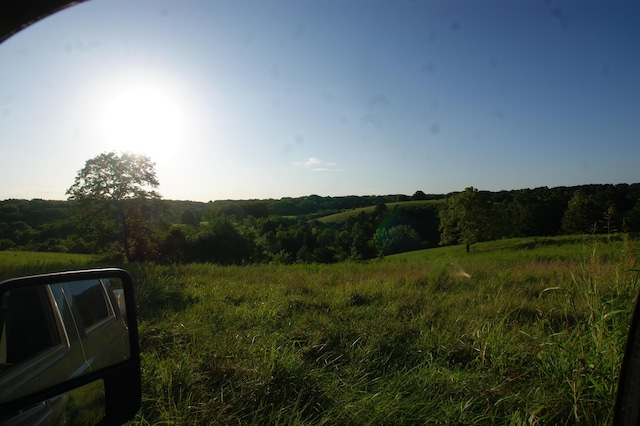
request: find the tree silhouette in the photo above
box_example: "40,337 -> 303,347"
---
66,152 -> 161,262
411,190 -> 428,201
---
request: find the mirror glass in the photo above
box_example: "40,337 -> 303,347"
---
63,379 -> 106,426
0,379 -> 105,426
0,278 -> 130,404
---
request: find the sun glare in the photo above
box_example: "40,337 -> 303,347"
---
103,88 -> 184,161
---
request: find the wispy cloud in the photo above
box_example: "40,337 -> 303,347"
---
295,157 -> 338,171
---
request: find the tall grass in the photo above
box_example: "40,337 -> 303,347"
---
0,236 -> 636,424
122,235 -> 638,424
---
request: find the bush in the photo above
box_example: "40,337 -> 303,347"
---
375,224 -> 421,255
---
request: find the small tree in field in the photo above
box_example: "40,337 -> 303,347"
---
561,190 -> 599,235
439,187 -> 492,252
66,152 -> 162,262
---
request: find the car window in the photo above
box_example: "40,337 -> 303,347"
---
63,280 -> 115,333
0,286 -> 64,368
0,0 -> 637,201
0,1 -> 638,424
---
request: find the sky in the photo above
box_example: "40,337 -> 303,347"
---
0,0 -> 638,202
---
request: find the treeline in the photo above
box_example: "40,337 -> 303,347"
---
188,192 -> 439,220
0,184 -> 638,264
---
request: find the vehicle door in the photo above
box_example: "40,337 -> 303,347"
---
60,279 -> 129,372
0,284 -> 86,403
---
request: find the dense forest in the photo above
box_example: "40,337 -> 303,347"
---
1,183 -> 639,264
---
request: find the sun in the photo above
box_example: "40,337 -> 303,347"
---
103,88 -> 184,161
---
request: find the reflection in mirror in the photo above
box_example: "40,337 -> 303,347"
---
0,278 -> 130,404
1,379 -> 105,426
64,379 -> 106,426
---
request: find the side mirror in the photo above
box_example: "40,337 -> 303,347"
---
0,268 -> 140,425
614,282 -> 640,425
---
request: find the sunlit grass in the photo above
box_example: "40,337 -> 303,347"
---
1,235 -> 637,424
122,235 -> 638,424
0,250 -> 103,281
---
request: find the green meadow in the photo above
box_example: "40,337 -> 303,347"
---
1,235 -> 638,424
0,250 -> 103,281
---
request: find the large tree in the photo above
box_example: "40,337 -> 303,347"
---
439,187 -> 493,252
66,152 -> 161,262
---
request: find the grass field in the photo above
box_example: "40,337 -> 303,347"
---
0,250 -> 104,281
1,235 -> 637,424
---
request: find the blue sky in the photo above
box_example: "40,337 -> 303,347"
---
0,0 -> 638,202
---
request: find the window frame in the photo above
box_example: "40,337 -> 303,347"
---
0,285 -> 71,403
62,279 -> 117,338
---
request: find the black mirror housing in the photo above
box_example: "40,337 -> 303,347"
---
0,268 -> 140,425
614,284 -> 640,425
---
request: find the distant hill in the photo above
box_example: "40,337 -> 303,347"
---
1,184 -> 638,261
317,199 -> 446,224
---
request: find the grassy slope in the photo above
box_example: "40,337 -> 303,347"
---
317,199 -> 444,224
121,234 -> 637,425
1,236 -> 636,424
0,251 -> 104,281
